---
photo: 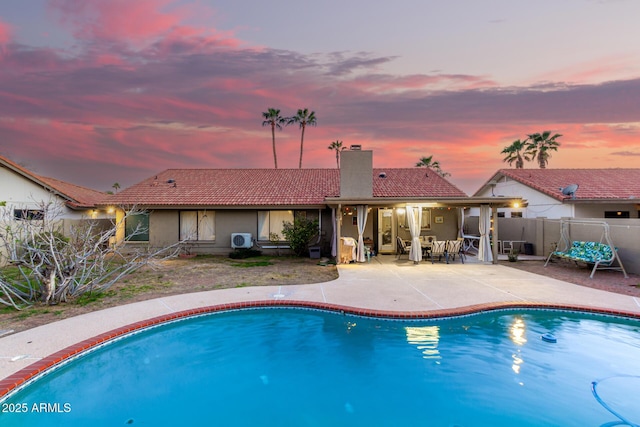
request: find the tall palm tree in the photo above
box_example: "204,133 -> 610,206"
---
261,108 -> 286,169
112,182 -> 121,193
525,131 -> 562,169
500,139 -> 530,169
327,140 -> 344,168
415,155 -> 450,178
287,108 -> 317,168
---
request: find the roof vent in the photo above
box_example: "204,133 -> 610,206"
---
378,172 -> 387,178
349,144 -> 362,150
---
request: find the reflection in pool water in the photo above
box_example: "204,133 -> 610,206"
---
1,308 -> 640,426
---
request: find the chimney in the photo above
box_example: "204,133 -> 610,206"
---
340,149 -> 373,198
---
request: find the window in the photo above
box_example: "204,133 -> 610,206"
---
510,212 -> 523,218
604,211 -> 630,218
180,211 -> 215,241
14,209 -> 44,220
125,212 -> 149,242
497,212 -> 506,218
421,208 -> 431,230
258,210 -> 293,241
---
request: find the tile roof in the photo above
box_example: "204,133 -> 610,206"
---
373,168 -> 467,198
108,169 -> 340,206
487,168 -> 640,201
106,168 -> 467,207
38,177 -> 107,208
0,155 -> 105,208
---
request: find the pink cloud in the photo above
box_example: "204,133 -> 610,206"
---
48,0 -> 241,51
528,55 -> 640,85
0,20 -> 11,45
49,0 -> 181,43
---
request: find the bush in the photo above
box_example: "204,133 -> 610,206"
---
229,248 -> 263,259
281,216 -> 319,257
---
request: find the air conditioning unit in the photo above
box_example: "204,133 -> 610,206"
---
231,233 -> 253,249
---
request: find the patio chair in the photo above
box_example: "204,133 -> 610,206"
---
430,240 -> 448,264
446,239 -> 465,264
396,236 -> 410,259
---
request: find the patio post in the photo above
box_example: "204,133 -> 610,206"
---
492,205 -> 499,264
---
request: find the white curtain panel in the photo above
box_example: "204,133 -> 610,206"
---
458,207 -> 465,238
478,205 -> 493,262
356,205 -> 368,262
407,206 -> 422,262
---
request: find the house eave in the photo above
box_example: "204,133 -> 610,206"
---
562,198 -> 640,205
97,203 -> 329,210
324,196 -> 526,208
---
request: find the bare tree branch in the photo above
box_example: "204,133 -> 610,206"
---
0,201 -> 185,308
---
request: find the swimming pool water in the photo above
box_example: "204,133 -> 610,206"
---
2,308 -> 640,426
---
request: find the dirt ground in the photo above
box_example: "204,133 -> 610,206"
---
499,258 -> 640,297
1,255 -> 638,335
0,255 -> 338,334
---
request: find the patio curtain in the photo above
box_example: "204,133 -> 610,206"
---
458,208 -> 465,239
331,208 -> 337,257
356,205 -> 368,262
478,204 -> 493,262
407,206 -> 422,262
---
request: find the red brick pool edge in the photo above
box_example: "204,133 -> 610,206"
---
2,299 -> 640,399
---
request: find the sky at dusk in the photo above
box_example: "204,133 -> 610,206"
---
1,0 -> 639,195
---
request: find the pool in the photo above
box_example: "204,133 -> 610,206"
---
1,307 -> 640,426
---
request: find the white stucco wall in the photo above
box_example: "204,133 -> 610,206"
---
473,177 -> 573,218
0,167 -> 93,220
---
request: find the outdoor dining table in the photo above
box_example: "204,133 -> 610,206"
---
462,234 -> 480,253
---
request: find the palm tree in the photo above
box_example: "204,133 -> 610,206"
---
287,108 -> 317,168
415,155 -> 451,178
525,131 -> 562,169
112,182 -> 121,193
261,108 -> 286,168
327,140 -> 344,168
500,139 -> 530,169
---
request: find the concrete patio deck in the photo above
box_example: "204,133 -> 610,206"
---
2,254 -> 640,395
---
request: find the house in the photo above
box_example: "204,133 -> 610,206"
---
105,149 -> 523,262
473,169 -> 640,219
0,154 -> 107,221
470,168 -> 640,274
0,154 -> 109,265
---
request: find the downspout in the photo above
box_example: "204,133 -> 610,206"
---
336,204 -> 342,264
317,208 -> 322,244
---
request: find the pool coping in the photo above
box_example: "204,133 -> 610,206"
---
2,299 -> 640,400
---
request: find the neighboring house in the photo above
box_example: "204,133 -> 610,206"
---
470,168 -> 640,275
473,169 -> 640,219
105,149 -> 522,261
0,154 -> 110,265
0,154 -> 107,221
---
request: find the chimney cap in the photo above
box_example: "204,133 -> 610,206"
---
349,144 -> 362,150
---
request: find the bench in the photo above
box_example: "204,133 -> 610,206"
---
545,240 -> 625,279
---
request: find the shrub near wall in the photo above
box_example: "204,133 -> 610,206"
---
282,217 -> 319,257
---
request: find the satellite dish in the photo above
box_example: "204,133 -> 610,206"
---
559,184 -> 579,198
